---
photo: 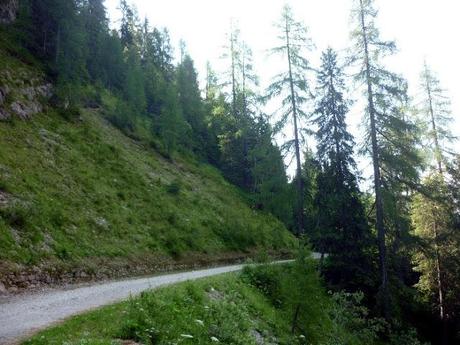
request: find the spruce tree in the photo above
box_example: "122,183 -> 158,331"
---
312,48 -> 373,290
176,53 -> 209,157
119,0 -> 137,48
82,0 -> 108,81
412,173 -> 460,342
249,115 -> 291,225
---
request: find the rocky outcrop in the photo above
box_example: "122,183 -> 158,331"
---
0,67 -> 52,120
0,0 -> 18,24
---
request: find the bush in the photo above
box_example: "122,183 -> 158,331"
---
105,100 -> 135,133
166,179 -> 182,195
241,264 -> 284,307
0,202 -> 32,228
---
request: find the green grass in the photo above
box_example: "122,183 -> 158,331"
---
0,106 -> 294,273
22,260 -> 388,345
22,272 -> 293,345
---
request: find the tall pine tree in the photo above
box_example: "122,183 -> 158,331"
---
267,4 -> 314,235
350,0 -> 421,318
312,48 -> 374,291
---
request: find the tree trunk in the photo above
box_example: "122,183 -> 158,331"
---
230,27 -> 237,117
433,217 -> 448,345
285,18 -> 304,236
241,51 -> 250,190
291,304 -> 301,334
424,64 -> 448,343
55,23 -> 61,65
359,0 -> 389,320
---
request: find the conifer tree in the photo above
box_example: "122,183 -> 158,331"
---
412,173 -> 460,341
312,48 -> 373,290
249,115 -> 291,224
176,52 -> 210,157
99,29 -> 125,90
82,0 -> 108,81
413,65 -> 458,342
419,62 -> 456,174
205,61 -> 219,102
350,0 -> 421,318
221,20 -> 240,117
267,4 -> 314,235
119,0 -> 137,48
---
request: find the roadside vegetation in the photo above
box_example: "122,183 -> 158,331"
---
23,255 -> 425,345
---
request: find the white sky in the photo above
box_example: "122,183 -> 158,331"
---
105,0 -> 460,181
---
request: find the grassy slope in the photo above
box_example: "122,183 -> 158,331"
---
0,108 -> 294,264
0,87 -> 294,277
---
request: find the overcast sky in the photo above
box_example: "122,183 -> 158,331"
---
105,0 -> 459,181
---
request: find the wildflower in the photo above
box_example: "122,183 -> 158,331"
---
210,336 -> 219,342
180,334 -> 194,339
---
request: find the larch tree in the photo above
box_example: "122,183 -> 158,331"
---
350,0 -> 421,318
220,20 -> 241,117
218,23 -> 261,190
419,62 -> 456,174
413,64 -> 457,342
267,4 -> 314,235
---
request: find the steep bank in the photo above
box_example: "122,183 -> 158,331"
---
0,55 -> 294,292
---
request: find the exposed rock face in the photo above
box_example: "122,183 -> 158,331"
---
0,190 -> 13,207
0,281 -> 7,294
0,67 -> 52,120
0,0 -> 18,24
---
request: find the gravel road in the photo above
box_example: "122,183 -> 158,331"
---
0,259 -> 301,344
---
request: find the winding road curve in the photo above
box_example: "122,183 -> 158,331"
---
0,258 -> 311,344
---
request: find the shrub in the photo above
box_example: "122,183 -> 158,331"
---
105,100 -> 135,133
241,264 -> 284,307
166,179 -> 182,195
0,202 -> 31,228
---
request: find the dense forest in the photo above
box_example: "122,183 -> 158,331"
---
1,0 -> 459,344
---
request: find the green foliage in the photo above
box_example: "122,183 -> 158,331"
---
328,291 -> 384,345
105,100 -> 135,133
